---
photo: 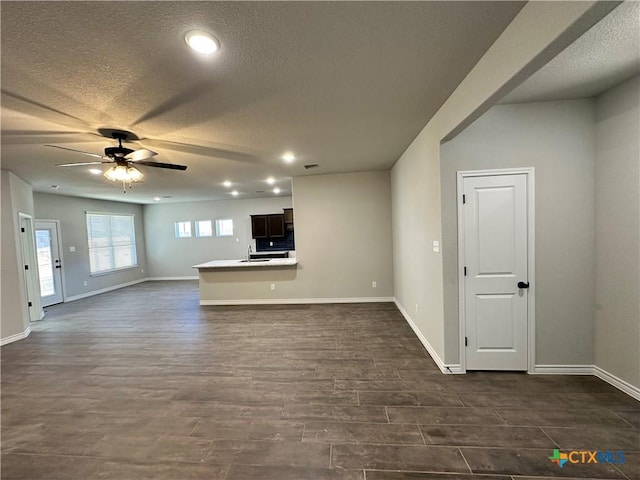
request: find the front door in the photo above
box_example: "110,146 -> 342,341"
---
35,221 -> 64,307
461,173 -> 530,370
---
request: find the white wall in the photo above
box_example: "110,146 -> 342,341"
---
143,196 -> 292,278
440,100 -> 597,366
594,75 -> 640,389
391,1 -> 612,366
33,193 -> 147,299
1,170 -> 35,342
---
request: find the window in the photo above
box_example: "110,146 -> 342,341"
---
215,219 -> 234,237
86,213 -> 137,274
195,220 -> 213,237
175,221 -> 192,238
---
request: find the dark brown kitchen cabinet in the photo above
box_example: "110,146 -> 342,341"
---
251,214 -> 285,238
267,214 -> 285,237
283,208 -> 294,224
251,215 -> 268,238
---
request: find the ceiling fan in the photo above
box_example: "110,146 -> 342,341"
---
46,129 -> 187,191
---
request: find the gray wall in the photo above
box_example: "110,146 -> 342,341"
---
33,193 -> 147,299
594,75 -> 640,389
1,170 -> 35,340
390,2 -> 603,365
143,196 -> 292,278
292,171 -> 394,299
440,100 -> 597,366
197,172 -> 394,302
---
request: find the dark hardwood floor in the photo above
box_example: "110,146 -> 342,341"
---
1,281 -> 638,479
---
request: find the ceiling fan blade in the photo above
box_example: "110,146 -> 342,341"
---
45,144 -> 107,159
134,160 -> 187,171
141,138 -> 259,164
126,148 -> 157,161
56,161 -> 112,167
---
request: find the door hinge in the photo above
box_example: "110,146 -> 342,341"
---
24,265 -> 29,270
464,266 -> 467,276
21,227 -> 25,233
465,337 -> 468,347
462,194 -> 466,204
28,301 -> 32,307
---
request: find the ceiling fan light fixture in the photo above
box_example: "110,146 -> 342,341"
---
185,30 -> 219,55
104,164 -> 144,183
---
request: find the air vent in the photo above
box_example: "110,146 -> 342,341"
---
256,190 -> 265,193
304,164 -> 319,170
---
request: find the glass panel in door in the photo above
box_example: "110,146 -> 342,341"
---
35,221 -> 64,306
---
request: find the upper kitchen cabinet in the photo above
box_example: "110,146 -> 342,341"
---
283,208 -> 294,224
251,214 -> 285,238
268,214 -> 285,237
251,215 -> 268,238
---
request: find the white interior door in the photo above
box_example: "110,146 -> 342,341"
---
462,173 -> 529,370
35,221 -> 64,307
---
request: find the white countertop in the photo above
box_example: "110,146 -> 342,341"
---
193,258 -> 298,269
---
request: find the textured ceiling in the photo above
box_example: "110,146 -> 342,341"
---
1,1 -> 525,204
501,1 -> 640,104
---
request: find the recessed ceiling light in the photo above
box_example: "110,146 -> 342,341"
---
231,190 -> 239,196
273,187 -> 281,194
185,30 -> 219,55
223,180 -> 232,187
153,197 -> 161,201
88,168 -> 102,175
266,177 -> 275,185
282,152 -> 296,163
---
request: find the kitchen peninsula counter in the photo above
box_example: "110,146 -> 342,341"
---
193,258 -> 297,269
193,258 -> 298,305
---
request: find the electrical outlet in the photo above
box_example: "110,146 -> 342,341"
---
270,283 -> 276,291
432,240 -> 440,253
69,246 -> 76,252
415,303 -> 419,313
141,268 -> 144,273
83,281 -> 88,287
372,281 -> 377,288
235,237 -> 239,242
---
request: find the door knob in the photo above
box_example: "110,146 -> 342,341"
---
517,281 -> 529,289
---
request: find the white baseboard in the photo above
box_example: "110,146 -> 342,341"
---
147,276 -> 198,281
393,298 -> 461,374
64,278 -> 147,302
593,365 -> 640,401
532,364 -> 639,401
532,364 -> 594,375
1,326 -> 31,346
201,297 -> 394,306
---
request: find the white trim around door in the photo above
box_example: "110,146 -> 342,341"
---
457,168 -> 536,373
